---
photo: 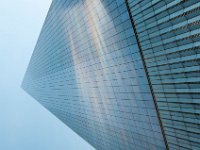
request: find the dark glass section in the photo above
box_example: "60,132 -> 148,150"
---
127,0 -> 200,149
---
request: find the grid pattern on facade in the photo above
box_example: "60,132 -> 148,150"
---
22,0 -> 166,149
127,0 -> 200,149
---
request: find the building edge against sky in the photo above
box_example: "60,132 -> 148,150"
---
22,0 -> 200,150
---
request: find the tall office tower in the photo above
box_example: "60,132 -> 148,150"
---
22,0 -> 199,150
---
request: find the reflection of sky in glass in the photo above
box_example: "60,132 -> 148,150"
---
0,0 -> 94,150
21,0 -> 165,149
67,0 -> 114,119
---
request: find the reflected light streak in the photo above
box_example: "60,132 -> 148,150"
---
64,0 -> 125,134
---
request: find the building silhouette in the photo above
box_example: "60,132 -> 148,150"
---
22,0 -> 200,149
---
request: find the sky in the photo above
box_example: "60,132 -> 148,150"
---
0,0 -> 94,150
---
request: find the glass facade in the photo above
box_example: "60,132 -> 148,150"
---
22,0 -> 200,150
127,0 -> 200,149
22,0 -> 165,149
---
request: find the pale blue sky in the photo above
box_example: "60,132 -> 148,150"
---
0,0 -> 94,149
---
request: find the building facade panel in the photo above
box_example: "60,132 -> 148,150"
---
22,0 -> 166,149
127,0 -> 200,149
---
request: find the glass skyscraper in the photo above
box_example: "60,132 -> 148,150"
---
22,0 -> 200,149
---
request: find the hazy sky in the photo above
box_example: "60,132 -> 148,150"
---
0,0 -> 94,149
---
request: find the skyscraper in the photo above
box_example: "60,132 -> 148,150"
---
22,0 -> 200,149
